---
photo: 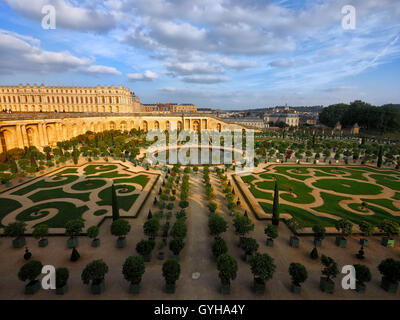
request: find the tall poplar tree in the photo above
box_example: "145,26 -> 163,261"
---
272,181 -> 280,226
111,184 -> 120,221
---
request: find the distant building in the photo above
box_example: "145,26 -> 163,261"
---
263,103 -> 300,127
141,103 -> 197,113
233,117 -> 266,129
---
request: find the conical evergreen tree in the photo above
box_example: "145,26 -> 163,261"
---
148,210 -> 153,220
310,247 -> 319,260
70,247 -> 80,262
272,181 -> 280,226
111,184 -> 120,221
377,145 -> 383,168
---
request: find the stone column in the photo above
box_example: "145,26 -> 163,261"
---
21,124 -> 29,147
15,125 -> 25,149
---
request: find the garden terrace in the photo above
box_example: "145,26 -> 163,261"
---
0,163 -> 157,233
235,165 -> 400,230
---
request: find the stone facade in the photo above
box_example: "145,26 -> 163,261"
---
0,84 -> 141,113
0,84 -> 248,152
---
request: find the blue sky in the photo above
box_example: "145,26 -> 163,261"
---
0,0 -> 399,109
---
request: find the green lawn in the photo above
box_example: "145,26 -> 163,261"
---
12,175 -> 80,196
0,198 -> 22,227
361,198 -> 400,212
312,178 -> 382,195
241,175 -> 257,184
28,188 -> 90,202
92,171 -> 130,179
84,164 -> 118,174
259,201 -> 335,227
256,174 -> 315,204
370,174 -> 400,191
114,174 -> 150,189
273,167 -> 311,181
55,168 -> 78,175
17,202 -> 89,228
96,185 -> 139,211
313,192 -> 400,226
71,179 -> 107,191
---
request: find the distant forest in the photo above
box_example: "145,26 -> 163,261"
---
319,100 -> 400,133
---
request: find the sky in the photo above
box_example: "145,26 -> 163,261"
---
0,0 -> 399,109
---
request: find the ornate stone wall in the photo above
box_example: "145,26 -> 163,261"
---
0,113 -> 247,152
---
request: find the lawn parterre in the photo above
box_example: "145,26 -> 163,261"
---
0,163 -> 157,233
239,165 -> 400,228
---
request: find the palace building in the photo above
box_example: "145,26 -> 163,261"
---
0,84 -> 248,152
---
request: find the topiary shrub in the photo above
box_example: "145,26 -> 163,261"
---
310,247 -> 319,260
70,247 -> 80,262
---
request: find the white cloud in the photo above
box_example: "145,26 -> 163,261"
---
127,70 -> 159,81
0,29 -> 121,75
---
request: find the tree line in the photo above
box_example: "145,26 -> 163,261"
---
319,101 -> 400,133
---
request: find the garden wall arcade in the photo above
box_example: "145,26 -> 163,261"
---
0,115 -> 245,152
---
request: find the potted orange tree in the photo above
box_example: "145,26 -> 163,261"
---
5,222 -> 27,248
55,267 -> 69,295
87,225 -> 100,247
264,224 -> 278,247
162,259 -> 181,293
319,255 -> 339,293
233,215 -> 254,247
353,264 -> 371,293
169,239 -> 185,260
287,218 -> 303,248
334,219 -> 353,248
81,259 -> 109,294
250,252 -> 276,294
136,239 -> 156,262
289,262 -> 308,293
378,258 -> 400,293
217,253 -> 238,294
111,219 -> 131,248
358,221 -> 374,246
312,224 -> 325,247
122,256 -> 146,294
379,220 -> 399,248
33,224 -> 49,247
18,260 -> 43,295
239,237 -> 259,262
211,237 -> 228,260
65,219 -> 84,248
